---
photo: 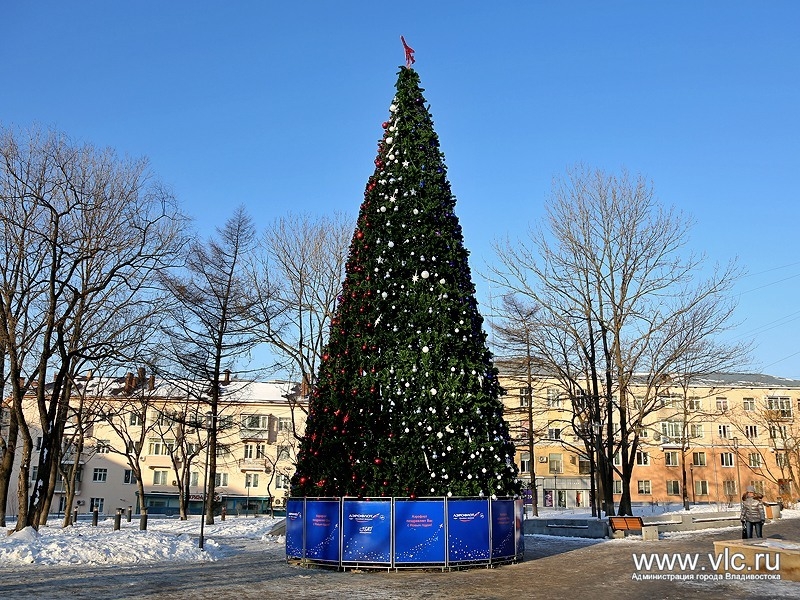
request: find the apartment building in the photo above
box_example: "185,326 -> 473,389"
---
500,372 -> 800,510
4,372 -> 307,517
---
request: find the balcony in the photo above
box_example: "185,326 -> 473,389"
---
238,458 -> 271,472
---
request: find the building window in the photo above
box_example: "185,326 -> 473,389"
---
776,453 -> 789,468
690,423 -> 704,439
245,473 -> 259,488
242,414 -> 270,430
578,455 -> 591,475
612,480 -> 622,494
148,438 -> 174,456
723,480 -> 737,496
276,473 -> 290,489
743,398 -> 755,411
744,425 -> 758,439
749,453 -> 762,468
695,480 -> 709,496
92,468 -> 108,482
636,451 -> 650,466
546,389 -> 562,408
278,417 -> 292,431
752,481 -> 765,495
548,453 -> 563,474
216,445 -> 231,457
153,470 -> 169,485
613,452 -> 622,466
769,425 -> 788,440
660,421 -> 682,443
666,480 -> 680,495
519,452 -> 530,473
90,498 -> 104,513
215,472 -> 229,487
548,428 -> 561,440
36,437 -> 43,451
716,397 -> 729,412
718,425 -> 731,439
190,471 -> 199,487
519,387 -> 531,407
96,440 -> 111,454
244,444 -> 255,459
129,412 -> 143,426
637,480 -> 652,495
277,445 -> 290,460
720,453 -> 734,467
664,451 -> 679,467
636,427 -> 648,439
123,470 -> 137,484
766,396 -> 792,418
688,397 -> 701,411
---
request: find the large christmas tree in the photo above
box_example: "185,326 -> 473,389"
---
292,61 -> 518,499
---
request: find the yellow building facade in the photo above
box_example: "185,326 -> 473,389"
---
500,372 -> 800,511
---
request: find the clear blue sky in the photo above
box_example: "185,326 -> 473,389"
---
4,2 -> 800,378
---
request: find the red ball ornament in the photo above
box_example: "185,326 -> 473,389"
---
382,121 -> 388,129
356,230 -> 364,239
374,457 -> 383,465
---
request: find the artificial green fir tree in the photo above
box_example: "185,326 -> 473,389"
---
292,62 -> 519,499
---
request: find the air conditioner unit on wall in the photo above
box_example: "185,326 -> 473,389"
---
172,480 -> 178,486
538,456 -> 547,463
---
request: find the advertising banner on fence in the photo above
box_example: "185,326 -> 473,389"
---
490,499 -> 515,560
342,499 -> 392,563
448,499 -> 490,562
394,499 -> 446,563
285,499 -> 305,558
304,500 -> 341,562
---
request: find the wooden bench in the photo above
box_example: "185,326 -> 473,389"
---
608,516 -> 644,538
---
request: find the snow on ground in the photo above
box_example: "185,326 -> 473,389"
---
0,515 -> 285,566
2,504 -> 797,567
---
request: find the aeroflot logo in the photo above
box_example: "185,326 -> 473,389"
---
452,512 -> 485,522
348,512 -> 386,523
288,511 -> 302,520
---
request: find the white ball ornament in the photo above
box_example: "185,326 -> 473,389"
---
422,346 -> 429,353
421,270 -> 429,279
381,292 -> 388,299
430,388 -> 437,395
386,136 -> 393,144
388,241 -> 394,248
389,104 -> 397,112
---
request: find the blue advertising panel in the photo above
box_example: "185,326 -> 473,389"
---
490,499 -> 515,559
394,499 -> 446,563
341,499 -> 392,563
448,499 -> 490,562
514,498 -> 525,555
304,500 -> 341,563
285,499 -> 305,558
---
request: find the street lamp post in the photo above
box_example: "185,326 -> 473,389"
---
199,411 -> 215,550
690,464 -> 696,504
733,437 -> 743,500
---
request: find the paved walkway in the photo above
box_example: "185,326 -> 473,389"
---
2,519 -> 799,599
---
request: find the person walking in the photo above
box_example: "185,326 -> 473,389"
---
740,486 -> 766,538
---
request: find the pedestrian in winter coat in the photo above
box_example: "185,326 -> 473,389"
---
740,486 -> 766,538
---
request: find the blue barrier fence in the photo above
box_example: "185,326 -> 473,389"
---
286,496 -> 524,570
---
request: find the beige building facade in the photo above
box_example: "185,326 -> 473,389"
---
3,373 -> 307,518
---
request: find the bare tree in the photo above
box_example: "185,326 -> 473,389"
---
160,206 -> 260,525
490,293 -> 544,515
487,166 -> 745,515
0,126 -> 187,529
248,212 -> 350,410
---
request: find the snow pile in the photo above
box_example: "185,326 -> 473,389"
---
0,516 -> 284,566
